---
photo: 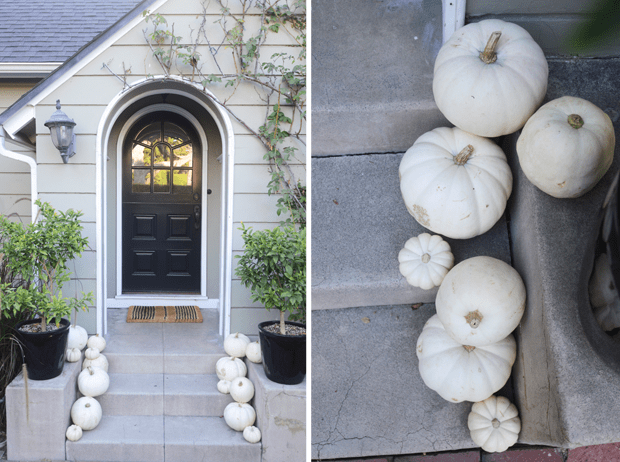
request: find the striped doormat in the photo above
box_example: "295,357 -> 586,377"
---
126,306 -> 203,323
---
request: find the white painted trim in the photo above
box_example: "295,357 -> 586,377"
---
3,105 -> 35,140
0,127 -> 38,221
0,62 -> 61,75
106,296 -> 219,309
95,76 -> 235,338
115,104 -> 209,298
442,0 -> 466,43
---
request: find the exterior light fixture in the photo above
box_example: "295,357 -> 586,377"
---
44,100 -> 76,163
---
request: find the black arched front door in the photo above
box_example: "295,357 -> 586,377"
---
122,111 -> 202,293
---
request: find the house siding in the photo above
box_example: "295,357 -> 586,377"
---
13,0 -> 305,335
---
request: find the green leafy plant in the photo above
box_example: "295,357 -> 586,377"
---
0,200 -> 94,332
235,224 -> 306,334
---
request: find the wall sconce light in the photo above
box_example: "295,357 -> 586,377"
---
44,100 -> 76,164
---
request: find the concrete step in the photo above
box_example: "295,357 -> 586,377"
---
66,415 -> 261,462
163,373 -> 233,416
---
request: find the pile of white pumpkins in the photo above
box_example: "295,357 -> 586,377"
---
216,332 -> 263,444
398,18 -> 616,453
64,324 -> 109,443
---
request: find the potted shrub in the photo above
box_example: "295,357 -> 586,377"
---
0,201 -> 93,380
235,224 -> 306,385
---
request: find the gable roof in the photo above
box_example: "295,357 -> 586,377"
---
0,0 -> 164,133
0,0 -> 144,63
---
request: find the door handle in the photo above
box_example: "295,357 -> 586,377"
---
194,205 -> 200,229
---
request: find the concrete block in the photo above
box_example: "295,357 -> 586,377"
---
311,154 -> 511,310
97,373 -> 164,416
6,360 -> 80,462
164,415 -> 261,462
163,374 -> 233,416
507,58 -> 620,448
247,361 -> 306,462
66,415 -> 164,462
311,304 -> 487,460
311,0 -> 447,155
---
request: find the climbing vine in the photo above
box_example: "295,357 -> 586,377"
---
119,0 -> 306,227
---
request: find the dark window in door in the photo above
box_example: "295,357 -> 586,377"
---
122,111 -> 202,293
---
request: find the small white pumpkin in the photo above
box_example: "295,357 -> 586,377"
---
245,341 -> 262,364
65,424 -> 83,442
436,256 -> 526,347
216,356 -> 247,381
399,127 -> 512,239
217,379 -> 231,394
468,395 -> 521,452
398,233 -> 454,290
84,347 -> 100,360
517,96 -> 615,198
229,377 -> 255,404
71,397 -> 102,431
67,325 -> 88,350
78,366 -> 110,397
223,402 -> 256,432
224,332 -> 251,358
82,353 -> 109,373
243,425 -> 262,444
589,253 -> 620,331
433,19 -> 548,137
416,314 -> 516,403
65,348 -> 81,363
86,334 -> 106,352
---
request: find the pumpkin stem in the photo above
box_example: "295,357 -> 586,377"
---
492,418 -> 501,428
454,145 -> 475,165
463,345 -> 476,352
568,114 -> 584,129
421,253 -> 431,264
465,310 -> 483,328
85,403 -> 91,408
479,31 -> 502,64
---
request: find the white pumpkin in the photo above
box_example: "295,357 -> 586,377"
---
468,395 -> 521,452
229,377 -> 255,404
245,341 -> 262,364
84,347 -> 100,360
82,353 -> 109,373
217,379 -> 231,394
589,253 -> 620,331
67,325 -> 88,350
436,256 -> 526,347
224,332 -> 251,358
66,348 -> 81,363
71,397 -> 102,431
416,314 -> 516,403
399,127 -> 512,239
87,334 -> 106,352
398,233 -> 454,290
66,424 -> 83,442
216,356 -> 247,381
433,19 -> 548,138
78,366 -> 110,397
517,96 -> 615,198
243,426 -> 262,443
224,402 -> 256,431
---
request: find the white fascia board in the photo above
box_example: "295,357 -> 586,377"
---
3,105 -> 35,139
28,0 -> 169,108
0,62 -> 62,75
442,0 -> 466,43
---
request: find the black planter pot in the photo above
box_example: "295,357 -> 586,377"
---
14,318 -> 70,380
258,320 -> 306,385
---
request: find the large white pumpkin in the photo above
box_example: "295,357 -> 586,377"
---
399,127 -> 512,239
416,315 -> 516,403
433,19 -> 548,137
398,233 -> 454,290
215,356 -> 247,381
224,332 -> 251,358
517,96 -> 615,199
468,395 -> 521,452
67,325 -> 88,350
223,402 -> 256,432
229,377 -> 255,404
71,397 -> 102,431
78,366 -> 110,398
436,256 -> 526,347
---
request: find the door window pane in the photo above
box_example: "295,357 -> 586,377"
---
173,144 -> 193,167
153,169 -> 170,193
153,144 -> 171,167
164,122 -> 188,147
135,122 -> 161,146
173,169 -> 193,194
132,169 -> 151,193
132,144 -> 152,166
